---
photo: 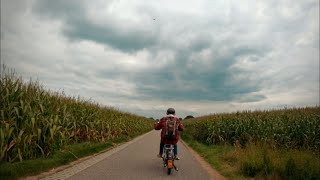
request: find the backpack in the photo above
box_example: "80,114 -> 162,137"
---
163,117 -> 178,140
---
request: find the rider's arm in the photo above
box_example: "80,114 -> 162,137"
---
154,118 -> 164,130
178,119 -> 183,131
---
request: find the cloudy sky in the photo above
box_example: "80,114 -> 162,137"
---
1,0 -> 319,118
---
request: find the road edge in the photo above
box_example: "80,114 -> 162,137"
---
180,140 -> 226,180
21,130 -> 155,180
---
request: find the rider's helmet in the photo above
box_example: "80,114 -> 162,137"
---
166,108 -> 175,115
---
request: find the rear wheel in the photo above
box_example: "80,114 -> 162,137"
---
167,168 -> 172,175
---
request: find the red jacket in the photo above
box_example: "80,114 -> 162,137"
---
154,115 -> 183,144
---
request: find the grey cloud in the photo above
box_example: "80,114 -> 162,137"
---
2,0 -> 318,118
33,0 -> 157,52
97,45 -> 270,102
18,0 -> 308,104
33,0 -> 86,19
64,20 -> 157,52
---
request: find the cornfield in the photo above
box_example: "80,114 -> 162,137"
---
183,107 -> 320,153
0,69 -> 153,162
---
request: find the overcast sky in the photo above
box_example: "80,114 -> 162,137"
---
1,0 -> 319,119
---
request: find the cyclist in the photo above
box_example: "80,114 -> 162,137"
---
154,108 -> 183,160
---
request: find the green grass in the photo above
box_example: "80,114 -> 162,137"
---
182,137 -> 320,179
182,138 -> 242,179
181,106 -> 320,179
0,138 -> 129,179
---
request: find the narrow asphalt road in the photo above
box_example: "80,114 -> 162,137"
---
41,130 -> 213,180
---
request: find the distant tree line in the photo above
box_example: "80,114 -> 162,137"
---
184,115 -> 194,119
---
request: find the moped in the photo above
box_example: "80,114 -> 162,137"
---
162,144 -> 178,175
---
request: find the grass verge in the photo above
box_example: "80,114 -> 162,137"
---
182,138 -> 320,179
0,138 -> 129,180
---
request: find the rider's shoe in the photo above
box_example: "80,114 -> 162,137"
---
174,156 -> 180,160
157,154 -> 162,158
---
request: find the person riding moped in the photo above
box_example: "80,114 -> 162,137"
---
154,108 -> 183,160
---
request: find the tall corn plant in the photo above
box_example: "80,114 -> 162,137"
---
0,68 -> 153,162
183,107 -> 320,153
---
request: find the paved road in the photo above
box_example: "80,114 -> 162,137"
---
41,130 -> 212,180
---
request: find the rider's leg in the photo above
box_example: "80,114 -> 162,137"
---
174,143 -> 180,160
174,144 -> 177,156
159,140 -> 164,155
